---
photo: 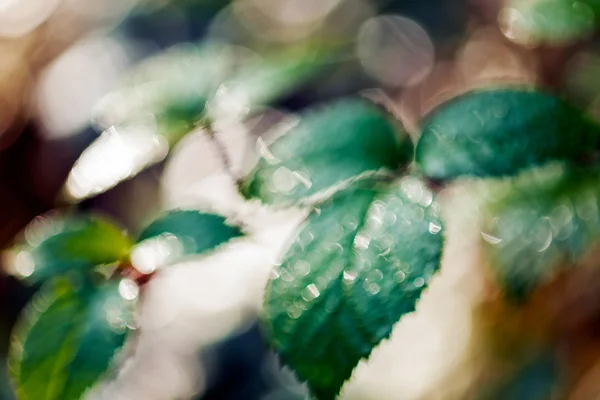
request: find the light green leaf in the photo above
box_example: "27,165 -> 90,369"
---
501,0 -> 598,46
481,163 -> 600,300
9,214 -> 132,284
415,87 -> 600,181
65,43 -> 331,203
208,46 -> 334,120
263,176 -> 443,399
63,42 -> 239,202
93,41 -> 238,138
9,277 -> 135,400
243,99 -> 413,205
132,210 -> 243,272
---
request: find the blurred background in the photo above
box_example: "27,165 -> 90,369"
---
1,0 -> 600,399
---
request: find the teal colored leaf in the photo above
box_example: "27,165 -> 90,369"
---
415,87 -> 600,181
132,210 -> 243,271
263,176 -> 443,399
9,277 -> 135,400
10,214 -> 132,284
502,0 -> 598,46
481,163 -> 600,300
478,351 -> 560,400
243,99 -> 413,205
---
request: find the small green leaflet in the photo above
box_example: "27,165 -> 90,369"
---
263,176 -> 443,399
415,87 -> 600,181
10,215 -> 132,284
243,99 -> 413,205
501,0 -> 598,45
132,210 -> 243,271
9,277 -> 135,400
481,163 -> 600,300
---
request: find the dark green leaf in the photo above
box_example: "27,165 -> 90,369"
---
9,277 -> 135,400
263,176 -> 443,399
133,210 -> 243,271
415,87 -> 600,181
501,0 -> 598,45
243,99 -> 413,205
10,215 -> 132,284
481,163 -> 600,300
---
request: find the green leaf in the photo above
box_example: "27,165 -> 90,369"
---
481,163 -> 600,300
9,277 -> 135,400
93,41 -> 237,136
263,176 -> 443,399
63,42 -> 239,202
243,99 -> 413,205
415,87 -> 600,181
501,0 -> 598,46
132,210 -> 243,271
10,215 -> 132,284
209,46 -> 334,120
65,43 -> 331,203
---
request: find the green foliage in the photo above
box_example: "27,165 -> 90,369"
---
243,99 -> 413,205
482,163 -> 600,300
263,176 -> 443,398
13,215 -> 132,284
135,210 -> 243,268
503,0 -> 599,45
66,43 -> 331,202
9,277 -> 135,400
415,88 -> 600,181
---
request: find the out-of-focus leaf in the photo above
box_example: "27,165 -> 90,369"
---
263,176 -> 443,399
93,41 -> 239,136
67,42 -> 333,203
482,163 -> 600,300
501,0 -> 598,46
9,277 -> 135,400
242,99 -> 412,205
478,351 -> 560,400
132,210 -> 243,272
415,88 -> 600,181
208,46 -> 335,121
9,214 -> 132,284
62,125 -> 169,202
62,42 -> 240,203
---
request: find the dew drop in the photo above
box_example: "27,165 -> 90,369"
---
481,232 -> 502,245
428,222 -> 442,234
354,234 -> 371,249
383,212 -> 397,226
302,284 -> 321,301
287,306 -> 302,319
413,277 -> 425,288
365,282 -> 381,295
118,278 -> 139,301
343,270 -> 357,282
294,260 -> 311,276
13,250 -> 35,278
395,270 -> 406,283
272,166 -> 298,194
